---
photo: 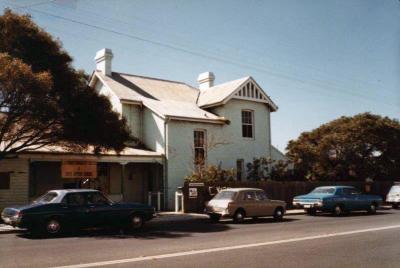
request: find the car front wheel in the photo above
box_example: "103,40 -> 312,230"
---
129,214 -> 144,230
333,205 -> 344,216
43,218 -> 63,237
233,210 -> 246,223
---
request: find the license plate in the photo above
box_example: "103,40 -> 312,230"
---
3,218 -> 11,224
304,205 -> 312,208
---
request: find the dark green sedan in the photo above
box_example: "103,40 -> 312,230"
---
1,189 -> 156,236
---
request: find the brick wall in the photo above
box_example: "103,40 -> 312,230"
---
0,158 -> 30,210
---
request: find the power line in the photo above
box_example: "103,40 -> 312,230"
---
6,2 -> 399,107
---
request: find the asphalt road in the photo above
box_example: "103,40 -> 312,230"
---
1,209 -> 400,268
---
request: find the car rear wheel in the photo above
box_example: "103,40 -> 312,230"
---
233,209 -> 246,223
392,204 -> 399,209
273,208 -> 284,221
333,205 -> 344,216
367,203 -> 377,215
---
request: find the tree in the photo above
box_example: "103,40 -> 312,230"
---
0,9 -> 132,160
286,113 -> 400,181
185,164 -> 236,183
246,157 -> 294,181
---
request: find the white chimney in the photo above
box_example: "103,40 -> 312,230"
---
95,48 -> 113,76
197,72 -> 215,91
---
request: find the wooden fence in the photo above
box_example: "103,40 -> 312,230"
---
182,180 -> 394,213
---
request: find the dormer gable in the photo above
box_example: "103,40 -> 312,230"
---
198,76 -> 278,112
232,78 -> 274,106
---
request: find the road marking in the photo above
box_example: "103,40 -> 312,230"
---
52,224 -> 400,268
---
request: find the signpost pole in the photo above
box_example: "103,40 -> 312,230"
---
120,162 -> 127,201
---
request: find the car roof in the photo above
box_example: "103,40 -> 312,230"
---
48,189 -> 99,194
315,186 -> 354,189
220,188 -> 264,192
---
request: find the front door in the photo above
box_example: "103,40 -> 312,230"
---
242,191 -> 258,217
255,191 -> 274,216
84,191 -> 115,227
61,192 -> 91,228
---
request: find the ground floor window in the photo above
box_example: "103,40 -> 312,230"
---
0,172 -> 10,189
194,130 -> 207,166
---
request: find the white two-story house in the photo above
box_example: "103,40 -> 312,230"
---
0,48 -> 279,210
89,48 -> 278,208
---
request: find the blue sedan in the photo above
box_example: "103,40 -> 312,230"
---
292,186 -> 382,216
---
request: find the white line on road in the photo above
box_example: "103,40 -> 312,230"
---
52,224 -> 400,268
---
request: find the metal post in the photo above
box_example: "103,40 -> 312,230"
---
120,162 -> 127,201
181,193 -> 184,213
175,191 -> 178,212
157,191 -> 161,211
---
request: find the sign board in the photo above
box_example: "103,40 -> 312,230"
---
188,182 -> 204,187
188,188 -> 198,199
61,161 -> 97,179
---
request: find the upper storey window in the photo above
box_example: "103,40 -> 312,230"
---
242,110 -> 254,138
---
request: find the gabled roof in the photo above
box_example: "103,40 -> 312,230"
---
89,71 -> 277,125
197,76 -> 278,111
90,71 -> 228,124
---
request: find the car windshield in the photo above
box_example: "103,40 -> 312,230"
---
213,191 -> 236,200
311,187 -> 336,194
33,192 -> 58,203
389,186 -> 400,193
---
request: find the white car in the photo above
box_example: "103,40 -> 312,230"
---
386,184 -> 400,209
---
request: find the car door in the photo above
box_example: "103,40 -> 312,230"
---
255,191 -> 274,216
242,191 -> 258,217
342,188 -> 359,210
349,188 -> 367,210
85,192 -> 115,227
61,192 -> 91,228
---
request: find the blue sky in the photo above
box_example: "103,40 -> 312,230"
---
1,0 -> 399,151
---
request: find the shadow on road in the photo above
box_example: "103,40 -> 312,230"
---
219,217 -> 299,225
16,218 -> 232,240
309,211 -> 393,218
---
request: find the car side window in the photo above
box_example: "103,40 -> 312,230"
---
350,189 -> 361,195
86,192 -> 109,205
63,193 -> 85,206
342,188 -> 352,195
255,191 -> 268,201
243,191 -> 256,201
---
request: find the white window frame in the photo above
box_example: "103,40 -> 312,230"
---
241,110 -> 255,139
193,129 -> 207,166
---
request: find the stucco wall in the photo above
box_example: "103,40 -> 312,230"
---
165,99 -> 272,207
142,107 -> 165,153
122,104 -> 141,140
0,158 -> 30,210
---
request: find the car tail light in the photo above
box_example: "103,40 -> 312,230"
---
13,211 -> 23,219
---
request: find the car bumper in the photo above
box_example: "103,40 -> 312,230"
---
204,208 -> 231,218
292,201 -> 323,209
386,198 -> 400,204
1,215 -> 21,227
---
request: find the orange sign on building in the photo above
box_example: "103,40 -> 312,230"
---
61,161 -> 97,179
